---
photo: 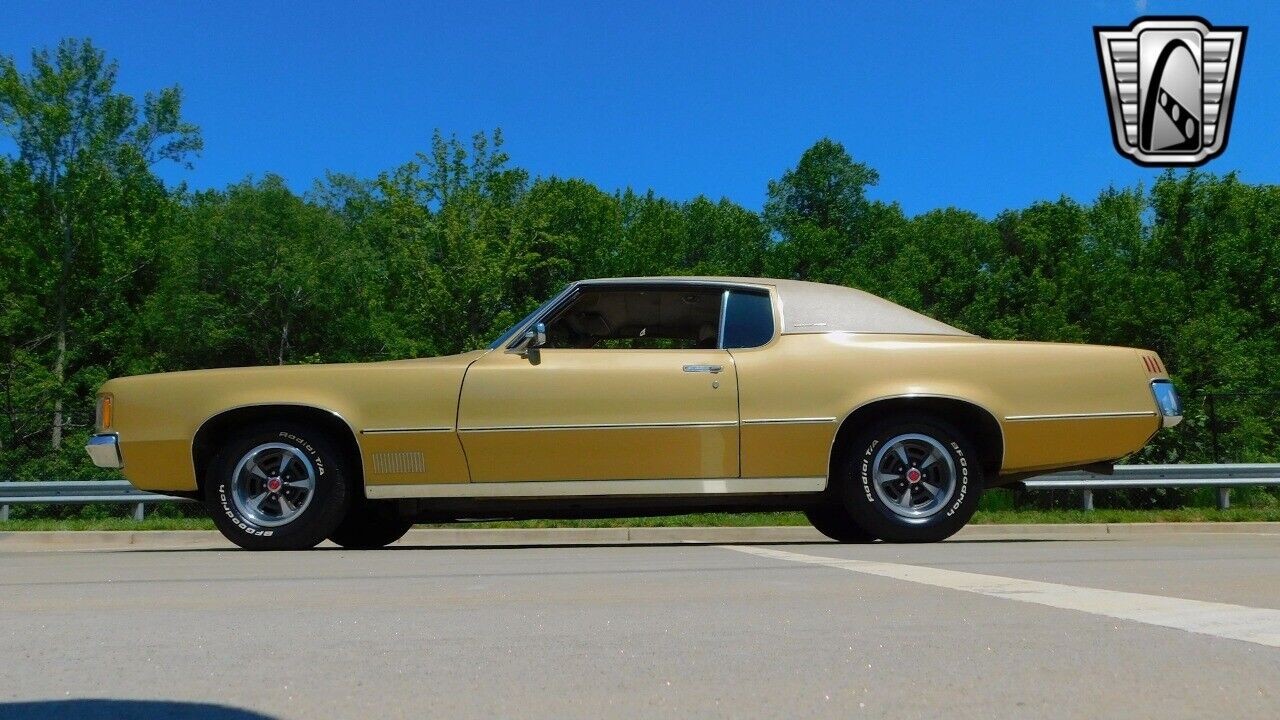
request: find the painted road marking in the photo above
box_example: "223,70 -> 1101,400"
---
721,544 -> 1280,649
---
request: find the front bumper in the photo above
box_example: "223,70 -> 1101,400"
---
85,433 -> 123,468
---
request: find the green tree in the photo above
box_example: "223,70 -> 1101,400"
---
144,176 -> 380,369
0,38 -> 200,449
764,138 -> 880,281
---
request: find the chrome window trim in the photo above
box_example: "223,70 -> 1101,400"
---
519,279 -> 778,353
1004,411 -> 1157,421
578,278 -> 774,292
719,287 -> 778,351
716,289 -> 729,349
501,284 -> 578,352
366,475 -> 827,499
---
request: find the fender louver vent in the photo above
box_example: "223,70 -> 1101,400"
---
1142,355 -> 1165,373
372,451 -> 426,474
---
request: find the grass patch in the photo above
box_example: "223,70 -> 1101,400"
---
3,508 -> 1280,532
0,516 -> 216,531
971,507 -> 1280,524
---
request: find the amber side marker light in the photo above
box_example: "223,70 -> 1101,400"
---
95,394 -> 113,431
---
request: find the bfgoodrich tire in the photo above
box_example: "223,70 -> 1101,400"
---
833,415 -> 983,543
203,424 -> 351,550
328,501 -> 414,549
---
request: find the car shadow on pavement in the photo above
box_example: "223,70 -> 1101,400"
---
0,699 -> 275,720
108,540 -> 835,553
379,538 -> 1071,550
105,537 -> 1076,554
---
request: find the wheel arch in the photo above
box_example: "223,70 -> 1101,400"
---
192,404 -> 364,494
828,395 -> 1004,481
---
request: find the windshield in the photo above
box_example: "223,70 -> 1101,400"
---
486,291 -> 563,349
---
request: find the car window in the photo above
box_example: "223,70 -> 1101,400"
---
721,290 -> 774,348
541,287 -> 724,350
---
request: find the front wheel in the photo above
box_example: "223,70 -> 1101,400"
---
204,424 -> 351,550
833,415 -> 983,543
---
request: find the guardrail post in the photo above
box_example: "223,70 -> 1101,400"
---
1217,487 -> 1231,510
1,503 -> 8,522
1081,489 -> 1094,511
133,502 -> 145,521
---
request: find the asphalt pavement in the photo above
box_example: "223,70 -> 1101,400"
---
1,525 -> 1278,719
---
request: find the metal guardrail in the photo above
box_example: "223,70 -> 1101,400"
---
0,481 -> 191,521
0,464 -> 1277,520
1022,464 -> 1280,510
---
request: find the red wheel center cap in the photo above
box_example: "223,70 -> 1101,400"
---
906,468 -> 922,484
267,477 -> 283,493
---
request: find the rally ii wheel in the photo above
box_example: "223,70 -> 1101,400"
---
328,501 -> 414,549
203,424 -> 350,550
833,415 -> 983,543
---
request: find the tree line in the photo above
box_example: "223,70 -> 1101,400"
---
1,39 -> 1277,486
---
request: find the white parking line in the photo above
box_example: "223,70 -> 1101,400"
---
721,544 -> 1280,649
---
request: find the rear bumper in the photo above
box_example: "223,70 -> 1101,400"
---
1151,380 -> 1183,428
85,433 -> 123,468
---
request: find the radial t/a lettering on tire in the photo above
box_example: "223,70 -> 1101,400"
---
836,415 -> 983,543
203,423 -> 351,550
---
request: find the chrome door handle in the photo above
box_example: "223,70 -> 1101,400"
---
683,364 -> 723,374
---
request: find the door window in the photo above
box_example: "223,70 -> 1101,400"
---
541,287 -> 724,350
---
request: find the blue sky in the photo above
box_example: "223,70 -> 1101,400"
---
2,1 -> 1276,217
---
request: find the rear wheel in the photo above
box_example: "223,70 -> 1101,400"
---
832,415 -> 983,543
328,501 -> 414,549
203,424 -> 350,550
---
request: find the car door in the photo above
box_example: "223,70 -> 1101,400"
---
456,284 -> 740,483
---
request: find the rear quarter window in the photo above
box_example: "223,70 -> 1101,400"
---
721,290 -> 774,349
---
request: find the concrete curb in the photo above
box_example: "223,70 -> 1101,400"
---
1,521 -> 1277,551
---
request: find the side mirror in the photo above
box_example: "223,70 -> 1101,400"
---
510,322 -> 547,355
527,322 -> 547,349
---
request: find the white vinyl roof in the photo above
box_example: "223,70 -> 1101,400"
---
580,277 -> 970,336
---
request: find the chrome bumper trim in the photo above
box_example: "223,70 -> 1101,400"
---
85,433 -> 123,469
1151,380 -> 1183,428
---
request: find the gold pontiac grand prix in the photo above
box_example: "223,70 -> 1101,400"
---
85,277 -> 1182,549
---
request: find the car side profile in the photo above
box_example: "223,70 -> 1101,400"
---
85,277 -> 1182,549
